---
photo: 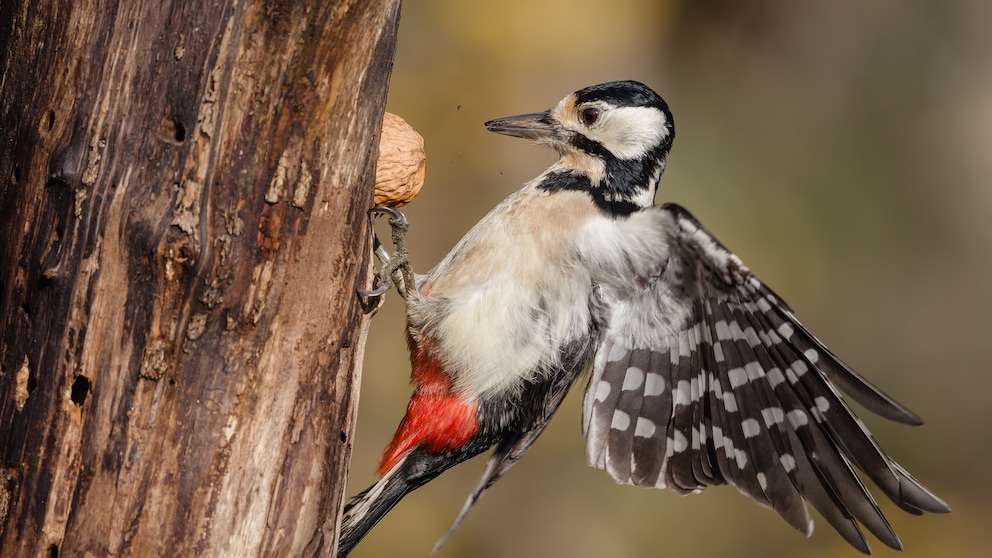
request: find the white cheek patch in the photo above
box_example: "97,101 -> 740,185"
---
591,106 -> 669,161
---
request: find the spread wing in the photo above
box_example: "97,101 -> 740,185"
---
582,203 -> 949,553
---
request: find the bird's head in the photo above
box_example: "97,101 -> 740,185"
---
485,80 -> 675,215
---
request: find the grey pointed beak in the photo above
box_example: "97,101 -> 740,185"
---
484,111 -> 555,140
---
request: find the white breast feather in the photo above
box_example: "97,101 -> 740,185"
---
410,189 -> 684,398
412,186 -> 597,397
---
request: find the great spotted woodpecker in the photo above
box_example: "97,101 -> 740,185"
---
339,81 -> 949,557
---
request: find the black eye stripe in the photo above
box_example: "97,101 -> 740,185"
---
569,133 -> 611,159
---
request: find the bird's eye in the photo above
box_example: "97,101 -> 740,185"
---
580,107 -> 600,126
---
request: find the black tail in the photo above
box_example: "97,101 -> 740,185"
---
337,441 -> 494,557
337,463 -> 407,557
338,451 -> 433,558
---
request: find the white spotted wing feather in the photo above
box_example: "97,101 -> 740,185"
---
582,203 -> 949,553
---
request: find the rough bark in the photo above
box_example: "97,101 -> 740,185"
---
0,0 -> 400,556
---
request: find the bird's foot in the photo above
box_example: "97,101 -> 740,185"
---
358,206 -> 415,301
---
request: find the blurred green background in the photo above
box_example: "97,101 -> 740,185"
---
350,1 -> 991,556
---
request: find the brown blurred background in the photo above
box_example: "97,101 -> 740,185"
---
350,1 -> 991,556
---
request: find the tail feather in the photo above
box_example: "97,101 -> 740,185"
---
338,459 -> 413,558
338,439 -> 497,557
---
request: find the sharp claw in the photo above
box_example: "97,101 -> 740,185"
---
357,283 -> 391,298
358,206 -> 415,303
369,206 -> 408,226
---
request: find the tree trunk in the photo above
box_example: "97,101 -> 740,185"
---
0,0 -> 400,556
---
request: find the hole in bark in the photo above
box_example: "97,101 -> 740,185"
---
48,544 -> 58,558
70,375 -> 91,405
159,116 -> 186,144
10,165 -> 19,185
36,274 -> 55,289
45,110 -> 55,131
340,431 -> 348,443
46,176 -> 70,189
26,373 -> 37,395
173,121 -> 186,142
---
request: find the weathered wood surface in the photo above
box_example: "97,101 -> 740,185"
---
0,0 -> 401,555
